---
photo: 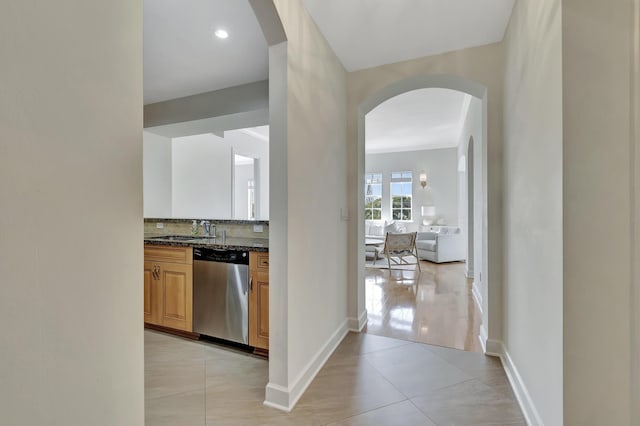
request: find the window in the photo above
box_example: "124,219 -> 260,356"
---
365,173 -> 382,220
391,171 -> 412,220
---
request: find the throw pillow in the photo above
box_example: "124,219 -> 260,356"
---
384,221 -> 398,235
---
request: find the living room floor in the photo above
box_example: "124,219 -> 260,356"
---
364,260 -> 482,353
145,329 -> 524,425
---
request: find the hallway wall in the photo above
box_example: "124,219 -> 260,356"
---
562,0 -> 636,423
0,1 -> 144,424
502,0 -> 563,424
264,0 -> 350,410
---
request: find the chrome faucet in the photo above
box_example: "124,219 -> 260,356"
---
200,220 -> 211,237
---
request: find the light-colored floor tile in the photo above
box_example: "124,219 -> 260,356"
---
145,389 -> 205,426
326,400 -> 436,426
145,361 -> 205,400
426,344 -> 503,373
144,331 -> 214,366
145,330 -> 524,425
424,344 -> 510,386
329,332 -> 412,360
292,354 -> 408,425
363,343 -> 472,398
410,379 -> 526,425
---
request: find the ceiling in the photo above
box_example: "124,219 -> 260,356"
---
365,88 -> 471,154
143,0 -> 268,105
142,3 -> 488,200
301,0 -> 515,71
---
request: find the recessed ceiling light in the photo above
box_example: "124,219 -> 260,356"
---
214,29 -> 228,39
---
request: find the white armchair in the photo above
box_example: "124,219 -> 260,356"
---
416,226 -> 465,263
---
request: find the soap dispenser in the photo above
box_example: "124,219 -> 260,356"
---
191,220 -> 199,236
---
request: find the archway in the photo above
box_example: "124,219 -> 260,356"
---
352,74 -> 492,352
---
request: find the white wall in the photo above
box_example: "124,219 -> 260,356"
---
562,0 -> 636,423
143,131 -> 172,218
457,97 -> 483,284
234,163 -> 254,219
172,134 -> 233,219
264,0 -> 349,410
503,0 -> 563,424
365,148 -> 458,229
0,1 -> 143,424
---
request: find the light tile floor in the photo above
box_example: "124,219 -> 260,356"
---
145,330 -> 524,425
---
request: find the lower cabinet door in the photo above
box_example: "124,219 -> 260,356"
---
159,262 -> 193,332
143,261 -> 158,325
249,270 -> 269,350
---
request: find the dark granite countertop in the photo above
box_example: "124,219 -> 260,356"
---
144,235 -> 269,252
144,218 -> 269,226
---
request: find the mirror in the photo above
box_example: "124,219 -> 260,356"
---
143,126 -> 269,220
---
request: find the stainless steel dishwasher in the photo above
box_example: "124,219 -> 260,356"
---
193,248 -> 249,345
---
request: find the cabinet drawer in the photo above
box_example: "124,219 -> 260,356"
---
250,251 -> 269,272
145,245 -> 193,265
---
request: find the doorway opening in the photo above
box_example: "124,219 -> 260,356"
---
354,75 -> 490,354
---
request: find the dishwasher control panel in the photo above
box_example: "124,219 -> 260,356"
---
193,248 -> 248,265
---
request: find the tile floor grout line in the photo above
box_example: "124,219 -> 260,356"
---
407,398 -> 440,426
413,376 -> 478,399
361,354 -> 413,402
319,399 -> 415,426
144,386 -> 203,402
359,341 -> 413,356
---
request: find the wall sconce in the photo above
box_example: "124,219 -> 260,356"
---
419,171 -> 427,189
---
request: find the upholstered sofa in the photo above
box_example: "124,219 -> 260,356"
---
416,226 -> 465,263
364,220 -> 406,260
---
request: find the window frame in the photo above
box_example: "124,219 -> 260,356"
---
364,172 -> 383,220
390,171 -> 413,221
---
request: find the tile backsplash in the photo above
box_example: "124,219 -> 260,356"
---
144,219 -> 269,239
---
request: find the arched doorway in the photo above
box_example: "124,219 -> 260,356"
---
351,74 -> 493,353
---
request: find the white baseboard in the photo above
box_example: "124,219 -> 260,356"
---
263,319 -> 349,412
264,383 -> 290,412
478,325 -> 488,353
486,340 -> 544,426
347,309 -> 368,332
484,338 -> 502,358
471,281 -> 483,314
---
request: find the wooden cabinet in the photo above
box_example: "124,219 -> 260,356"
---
249,251 -> 269,351
144,245 -> 193,332
144,260 -> 157,324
